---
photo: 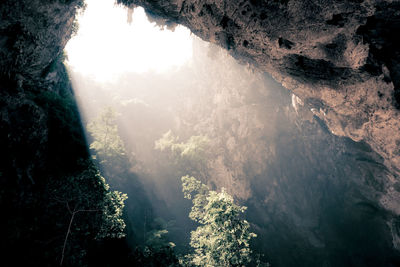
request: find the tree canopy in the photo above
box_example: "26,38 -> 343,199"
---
181,175 -> 256,267
87,107 -> 127,167
155,131 -> 210,178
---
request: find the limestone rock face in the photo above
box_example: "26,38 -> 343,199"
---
0,0 -> 84,188
1,0 -> 400,265
0,1 -> 92,265
76,41 -> 400,265
0,0 -> 81,88
119,0 -> 400,180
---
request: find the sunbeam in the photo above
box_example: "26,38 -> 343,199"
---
65,0 -> 193,82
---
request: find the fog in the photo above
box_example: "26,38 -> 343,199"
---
65,2 -> 398,266
69,36 -> 270,251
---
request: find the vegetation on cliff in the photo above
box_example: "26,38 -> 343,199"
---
181,175 -> 257,266
0,55 -> 128,265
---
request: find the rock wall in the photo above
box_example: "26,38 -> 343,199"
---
0,0 -> 82,88
1,0 -> 400,265
73,40 -> 400,265
118,0 -> 400,206
0,1 -> 128,265
174,44 -> 400,266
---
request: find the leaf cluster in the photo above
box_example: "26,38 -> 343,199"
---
181,176 -> 256,267
155,131 -> 210,177
49,161 -> 128,240
87,107 -> 128,168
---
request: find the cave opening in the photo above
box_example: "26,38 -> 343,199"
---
65,0 -> 193,82
59,1 -> 400,266
2,0 -> 399,265
64,0 -> 280,258
4,0 -> 400,265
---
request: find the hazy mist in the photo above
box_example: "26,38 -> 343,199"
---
66,5 -> 397,266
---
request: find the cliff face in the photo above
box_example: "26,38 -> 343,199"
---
172,44 -> 400,266
2,0 -> 400,265
0,0 -> 84,204
0,0 -> 82,87
0,1 -> 131,265
72,40 -> 400,265
118,0 -> 400,204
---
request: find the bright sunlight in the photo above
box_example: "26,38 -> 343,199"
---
65,0 -> 193,82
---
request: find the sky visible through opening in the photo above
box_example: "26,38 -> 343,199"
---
65,0 -> 193,82
63,0 -> 276,254
59,2 -> 395,264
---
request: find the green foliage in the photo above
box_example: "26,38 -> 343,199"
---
145,218 -> 176,250
155,130 -> 180,152
129,217 -> 180,267
87,107 -> 127,167
97,187 -> 128,239
46,157 -> 127,265
155,131 -> 209,159
1,53 -> 131,265
146,229 -> 176,250
87,107 -> 180,264
181,175 -> 256,267
181,135 -> 210,164
155,131 -> 210,177
49,161 -> 128,240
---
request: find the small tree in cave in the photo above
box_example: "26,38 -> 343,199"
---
87,107 -> 127,165
144,218 -> 176,250
181,175 -> 256,267
49,161 -> 127,265
155,131 -> 210,178
87,108 -> 181,266
87,107 -> 132,187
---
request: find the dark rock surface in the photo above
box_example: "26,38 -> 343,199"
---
0,1 -> 103,265
119,0 -> 400,215
0,0 -> 81,88
0,0 -> 84,197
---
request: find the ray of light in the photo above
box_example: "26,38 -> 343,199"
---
65,0 -> 193,82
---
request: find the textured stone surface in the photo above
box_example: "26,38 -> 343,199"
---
0,1 -> 92,265
0,0 -> 84,187
0,0 -> 81,88
119,0 -> 400,199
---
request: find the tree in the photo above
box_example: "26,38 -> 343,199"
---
87,107 -> 133,190
49,161 -> 127,265
131,218 -> 180,267
181,175 -> 256,267
144,218 -> 176,250
87,107 -> 178,265
155,131 -> 210,178
87,107 -> 127,168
